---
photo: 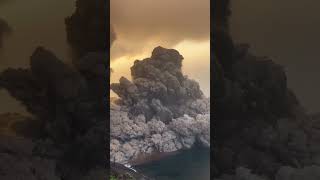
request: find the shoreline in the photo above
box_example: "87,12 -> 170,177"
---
130,145 -> 210,166
133,147 -> 210,180
129,151 -> 180,166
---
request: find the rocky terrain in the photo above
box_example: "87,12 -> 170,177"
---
110,46 -> 210,164
213,0 -> 320,179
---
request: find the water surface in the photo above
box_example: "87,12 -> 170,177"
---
135,147 -> 210,180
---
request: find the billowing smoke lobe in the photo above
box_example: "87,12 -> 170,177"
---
112,47 -> 204,121
0,47 -> 107,180
65,0 -> 108,58
110,46 -> 209,165
0,18 -> 12,48
231,0 -> 320,113
213,0 -> 320,179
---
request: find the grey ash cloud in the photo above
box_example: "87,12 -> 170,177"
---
111,46 -> 206,121
213,0 -> 320,179
110,46 -> 210,163
0,46 -> 108,179
230,0 -> 320,113
65,0 -> 107,58
0,0 -> 110,179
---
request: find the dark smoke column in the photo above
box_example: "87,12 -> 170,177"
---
65,0 -> 108,58
212,0 -> 320,179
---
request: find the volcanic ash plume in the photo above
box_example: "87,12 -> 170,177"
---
65,0 -> 107,57
110,46 -> 210,163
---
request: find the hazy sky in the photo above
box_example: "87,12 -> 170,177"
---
110,0 -> 210,96
0,0 -> 74,71
0,0 -> 74,114
231,0 -> 320,113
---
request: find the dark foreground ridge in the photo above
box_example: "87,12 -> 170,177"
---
213,0 -> 320,179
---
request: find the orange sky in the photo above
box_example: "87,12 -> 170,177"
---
110,0 -> 210,97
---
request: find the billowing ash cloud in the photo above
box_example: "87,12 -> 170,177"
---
111,46 -> 207,122
230,0 -> 320,113
65,0 -> 107,58
0,18 -> 12,48
110,0 -> 210,59
110,47 -> 210,163
213,0 -> 320,180
0,46 -> 107,176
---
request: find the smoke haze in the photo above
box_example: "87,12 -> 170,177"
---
231,0 -> 320,113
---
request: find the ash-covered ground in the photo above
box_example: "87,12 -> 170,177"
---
110,46 -> 210,164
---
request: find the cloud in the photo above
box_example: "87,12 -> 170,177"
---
110,0 -> 210,59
